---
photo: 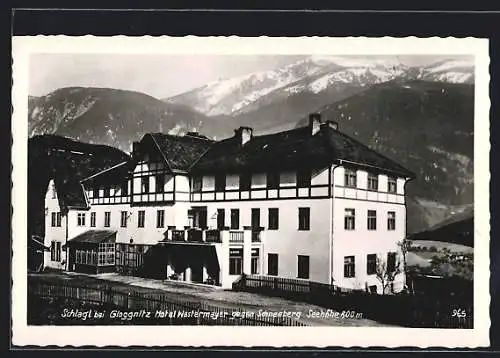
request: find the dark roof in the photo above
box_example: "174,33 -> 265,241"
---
190,124 -> 415,177
68,230 -> 117,244
149,133 -> 214,172
54,178 -> 89,210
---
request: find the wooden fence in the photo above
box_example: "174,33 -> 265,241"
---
234,275 -> 473,329
28,281 -> 306,326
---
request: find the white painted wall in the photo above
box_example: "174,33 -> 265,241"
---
201,198 -> 332,283
43,180 -> 67,270
331,166 -> 407,293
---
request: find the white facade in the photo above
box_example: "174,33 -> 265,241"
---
43,180 -> 67,270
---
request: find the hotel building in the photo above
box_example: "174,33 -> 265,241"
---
43,114 -> 415,293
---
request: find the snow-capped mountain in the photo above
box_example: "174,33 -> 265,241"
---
419,59 -> 475,84
165,56 -> 474,117
165,58 -> 343,116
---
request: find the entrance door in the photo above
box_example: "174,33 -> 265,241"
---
191,264 -> 203,283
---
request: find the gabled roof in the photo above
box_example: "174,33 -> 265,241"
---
190,124 -> 415,178
53,179 -> 89,211
67,230 -> 117,244
149,133 -> 214,172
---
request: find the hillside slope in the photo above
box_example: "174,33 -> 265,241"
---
29,87 -> 232,152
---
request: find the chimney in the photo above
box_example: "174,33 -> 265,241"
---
309,113 -> 322,135
234,126 -> 253,146
325,120 -> 339,131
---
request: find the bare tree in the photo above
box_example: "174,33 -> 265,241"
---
397,238 -> 412,273
375,254 -> 402,295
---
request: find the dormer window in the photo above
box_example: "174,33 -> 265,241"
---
239,172 -> 251,191
344,169 -> 357,188
121,181 -> 128,196
367,173 -> 378,191
215,174 -> 226,192
141,176 -> 149,193
155,174 -> 165,193
267,171 -> 280,190
192,176 -> 202,192
297,168 -> 311,188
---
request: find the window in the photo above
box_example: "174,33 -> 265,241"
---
344,169 -> 357,188
229,248 -> 243,275
155,174 -> 164,193
157,209 -> 165,228
251,248 -> 260,274
50,241 -> 61,262
344,256 -> 355,278
344,209 -> 355,230
297,168 -> 311,188
268,208 -> 279,230
217,209 -> 225,230
239,172 -> 251,191
120,211 -> 127,228
367,254 -> 377,275
104,211 -> 111,227
367,210 -> 377,230
387,211 -> 396,230
51,212 -> 61,227
192,176 -> 202,192
298,207 -> 310,230
215,174 -> 226,192
141,176 -> 149,193
104,187 -> 110,197
297,255 -> 310,279
98,242 -> 115,266
388,176 -> 397,193
90,212 -> 96,227
121,181 -> 128,196
368,173 -> 378,191
251,208 -> 260,229
77,213 -> 86,226
138,210 -> 145,228
267,171 -> 280,189
387,252 -> 397,273
75,248 -> 97,266
230,209 -> 240,230
268,253 -> 279,276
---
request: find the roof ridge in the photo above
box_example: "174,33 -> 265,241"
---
324,126 -> 415,177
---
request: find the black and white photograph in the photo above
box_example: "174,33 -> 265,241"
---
11,36 -> 490,347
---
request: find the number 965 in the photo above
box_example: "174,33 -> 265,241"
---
452,309 -> 467,318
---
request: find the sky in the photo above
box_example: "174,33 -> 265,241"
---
29,54 -> 469,99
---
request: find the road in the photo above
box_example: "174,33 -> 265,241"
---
29,271 -> 389,327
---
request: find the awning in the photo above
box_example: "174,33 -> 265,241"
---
66,230 -> 117,245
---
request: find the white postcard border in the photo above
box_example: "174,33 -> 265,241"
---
11,36 -> 490,348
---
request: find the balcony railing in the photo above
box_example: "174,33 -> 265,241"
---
229,231 -> 244,243
187,229 -> 203,242
205,229 -> 221,243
